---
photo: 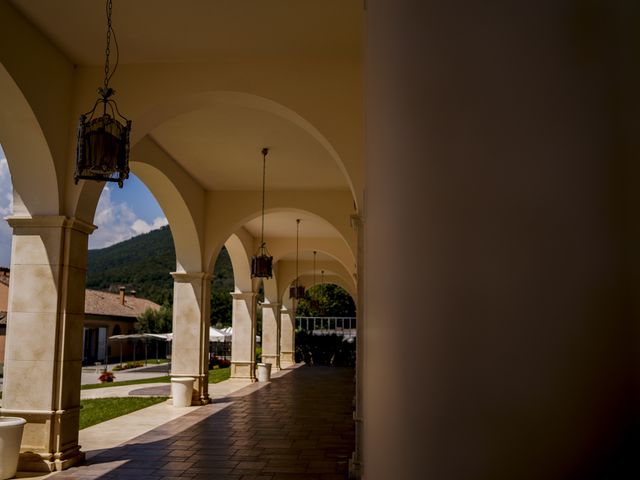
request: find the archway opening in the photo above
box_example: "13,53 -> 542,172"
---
85,173 -> 173,368
294,283 -> 356,367
0,144 -> 13,383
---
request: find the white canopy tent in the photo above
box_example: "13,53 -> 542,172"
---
209,327 -> 232,343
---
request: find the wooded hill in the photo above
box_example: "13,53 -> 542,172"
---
86,225 -> 355,325
86,226 -> 234,307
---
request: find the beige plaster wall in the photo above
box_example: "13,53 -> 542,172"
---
67,59 -> 363,208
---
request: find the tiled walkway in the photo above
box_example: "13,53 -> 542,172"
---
51,366 -> 355,480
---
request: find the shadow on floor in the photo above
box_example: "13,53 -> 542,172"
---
50,366 -> 355,480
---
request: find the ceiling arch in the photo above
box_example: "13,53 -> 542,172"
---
134,91 -> 355,200
0,62 -> 59,217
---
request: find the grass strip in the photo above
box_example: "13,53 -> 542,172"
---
79,397 -> 167,430
81,367 -> 231,390
209,366 -> 231,384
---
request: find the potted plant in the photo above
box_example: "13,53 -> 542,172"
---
98,371 -> 115,383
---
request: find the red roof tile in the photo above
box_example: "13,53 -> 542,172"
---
84,290 -> 161,318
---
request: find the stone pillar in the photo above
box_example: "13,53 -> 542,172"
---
364,2 -> 640,479
170,272 -> 211,405
279,306 -> 295,368
349,214 -> 364,479
260,302 -> 281,371
230,291 -> 257,380
0,216 -> 94,472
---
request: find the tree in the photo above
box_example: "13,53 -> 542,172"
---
136,303 -> 172,333
296,284 -> 355,317
211,291 -> 232,327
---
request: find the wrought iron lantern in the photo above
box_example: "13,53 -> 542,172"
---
75,0 -> 131,188
289,285 -> 306,299
251,148 -> 273,278
251,254 -> 273,278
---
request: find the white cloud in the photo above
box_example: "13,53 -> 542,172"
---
131,217 -> 169,236
0,150 -> 164,255
89,186 -> 168,249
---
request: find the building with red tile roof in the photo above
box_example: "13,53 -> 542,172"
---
0,271 -> 160,366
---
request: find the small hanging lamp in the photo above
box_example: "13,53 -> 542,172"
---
251,148 -> 273,278
289,219 -> 306,299
75,0 -> 131,188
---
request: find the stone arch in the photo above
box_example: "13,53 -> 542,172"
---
132,90 -> 357,208
277,258 -> 356,302
297,275 -> 357,303
132,162 -> 202,273
0,62 -> 59,216
224,232 -> 253,293
262,276 -> 279,303
270,242 -> 355,282
205,204 -> 356,275
72,139 -> 203,273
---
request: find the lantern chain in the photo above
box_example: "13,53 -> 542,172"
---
260,148 -> 268,250
104,0 -> 112,89
101,0 -> 120,101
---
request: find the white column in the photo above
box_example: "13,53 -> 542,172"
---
349,214 -> 364,478
1,216 -> 94,472
230,291 -> 257,380
260,302 -> 281,371
279,306 -> 295,368
364,2 -> 639,479
170,272 -> 211,405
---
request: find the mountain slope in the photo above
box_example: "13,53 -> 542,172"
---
87,226 -> 233,306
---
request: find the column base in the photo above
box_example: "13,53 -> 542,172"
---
261,354 -> 281,371
231,361 -> 256,381
18,447 -> 85,473
280,351 -> 295,368
2,407 -> 84,473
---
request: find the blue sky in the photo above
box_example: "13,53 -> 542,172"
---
0,144 -> 167,267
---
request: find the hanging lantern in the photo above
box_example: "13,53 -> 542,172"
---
251,148 -> 273,278
75,0 -> 131,188
289,285 -> 306,299
251,253 -> 273,278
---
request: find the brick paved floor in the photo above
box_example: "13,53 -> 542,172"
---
51,366 -> 355,480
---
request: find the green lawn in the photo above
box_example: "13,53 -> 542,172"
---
81,367 -> 231,390
79,397 -> 168,429
209,366 -> 231,383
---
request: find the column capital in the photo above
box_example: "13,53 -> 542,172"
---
230,291 -> 258,300
260,302 -> 281,310
6,215 -> 97,234
171,271 -> 212,282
